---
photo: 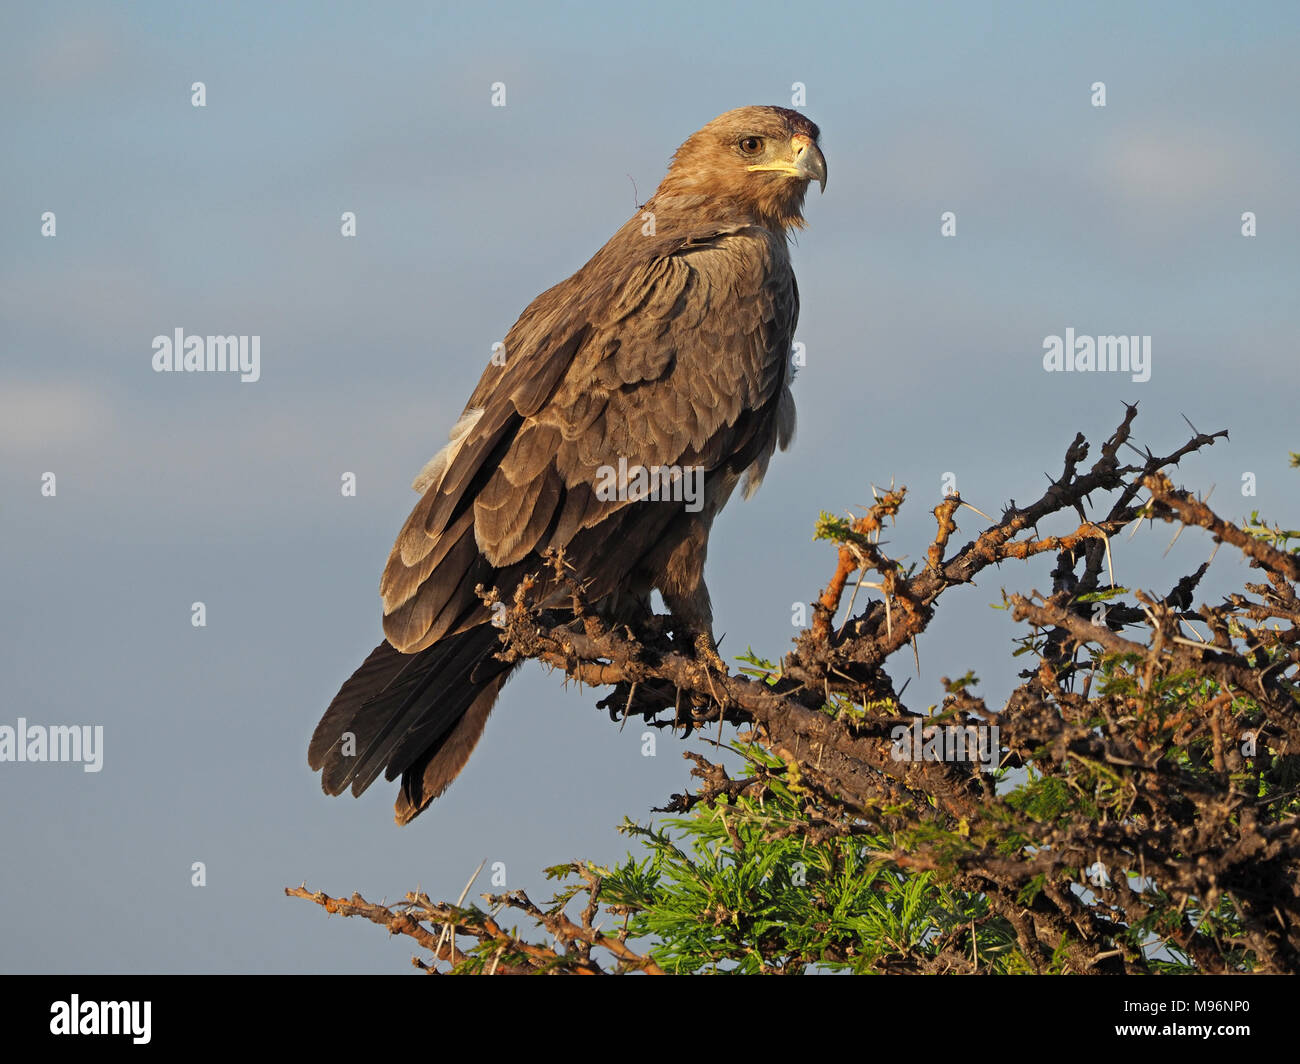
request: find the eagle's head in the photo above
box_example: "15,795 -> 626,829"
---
655,105 -> 827,232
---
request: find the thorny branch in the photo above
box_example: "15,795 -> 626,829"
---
285,864 -> 663,975
292,406 -> 1299,973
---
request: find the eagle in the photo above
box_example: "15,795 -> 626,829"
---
309,106 -> 826,824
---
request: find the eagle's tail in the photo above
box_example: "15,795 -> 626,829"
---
308,625 -> 516,824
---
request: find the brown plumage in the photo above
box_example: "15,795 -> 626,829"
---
309,106 -> 826,823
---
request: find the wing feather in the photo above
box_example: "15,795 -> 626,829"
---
379,215 -> 799,655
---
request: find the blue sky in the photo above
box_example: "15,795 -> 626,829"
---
1,1 -> 1297,972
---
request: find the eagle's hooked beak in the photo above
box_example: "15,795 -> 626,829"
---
747,133 -> 828,192
791,134 -> 827,193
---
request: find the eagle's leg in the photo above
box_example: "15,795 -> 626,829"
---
662,592 -> 725,674
656,518 -> 727,674
597,580 -> 656,636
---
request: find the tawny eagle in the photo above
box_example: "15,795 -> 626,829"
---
310,105 -> 825,823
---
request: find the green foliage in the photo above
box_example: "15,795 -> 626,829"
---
813,511 -> 873,549
582,745 -> 1022,974
1241,510 -> 1300,551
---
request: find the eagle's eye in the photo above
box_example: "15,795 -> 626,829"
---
739,136 -> 764,156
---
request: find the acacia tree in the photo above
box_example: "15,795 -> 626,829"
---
290,408 -> 1300,974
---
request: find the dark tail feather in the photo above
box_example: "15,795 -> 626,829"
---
394,677 -> 507,824
309,626 -> 515,821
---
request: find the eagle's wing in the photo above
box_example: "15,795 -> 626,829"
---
310,219 -> 799,819
380,219 -> 799,657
